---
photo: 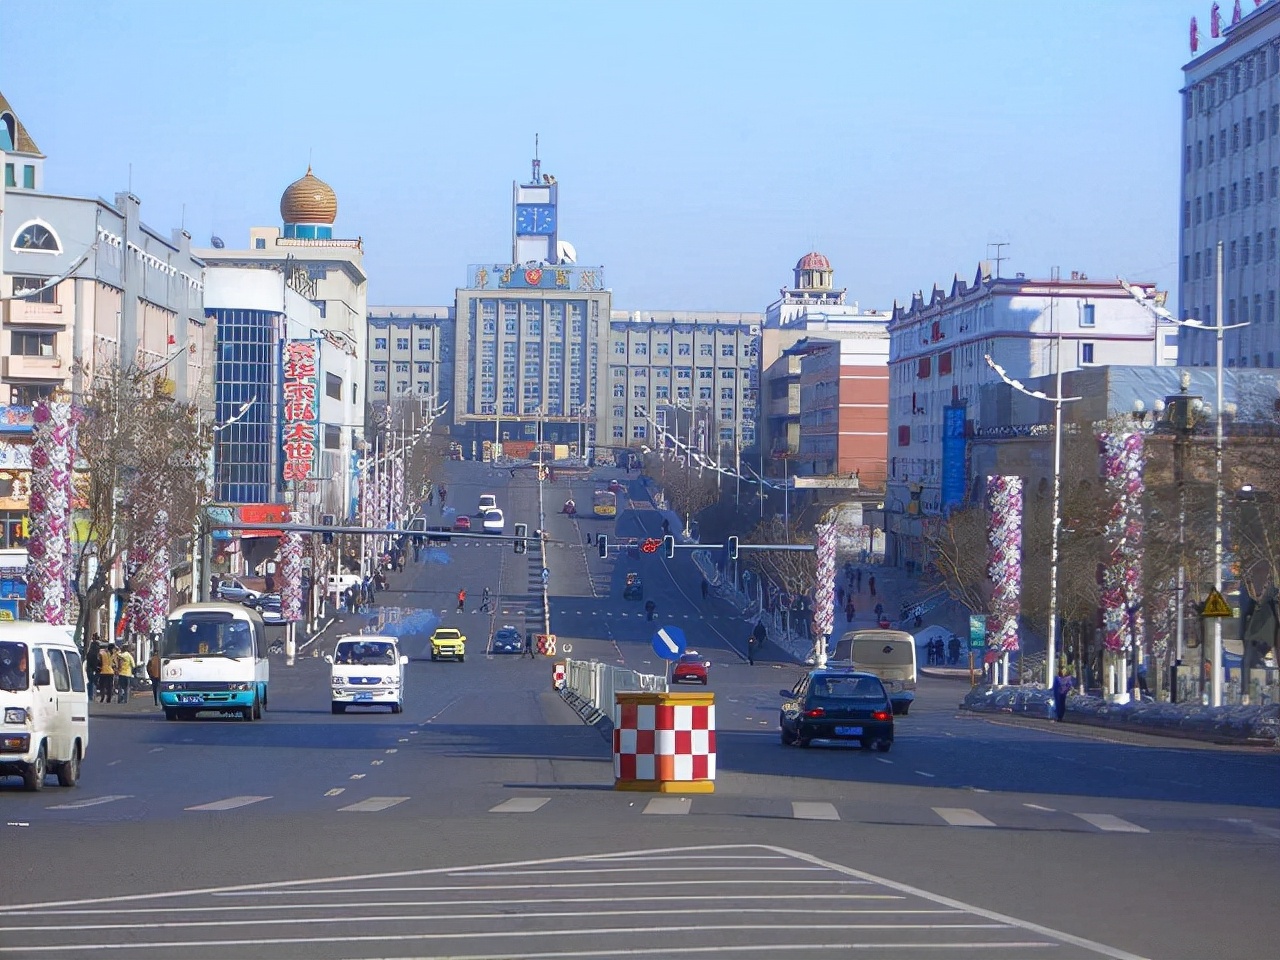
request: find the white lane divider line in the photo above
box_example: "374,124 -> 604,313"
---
642,797 -> 692,815
792,801 -> 840,821
371,760 -> 384,766
875,757 -> 893,764
338,796 -> 410,813
489,797 -> 551,814
1074,812 -> 1148,833
915,770 -> 936,778
349,773 -> 366,780
934,807 -> 997,828
1024,802 -> 1057,812
1221,817 -> 1280,839
324,788 -> 345,797
385,748 -> 398,754
147,747 -> 164,753
47,794 -> 132,810
185,796 -> 272,811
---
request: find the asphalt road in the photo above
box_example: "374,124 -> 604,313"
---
1,462 -> 1277,959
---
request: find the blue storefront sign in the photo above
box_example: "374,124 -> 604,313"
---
941,404 -> 967,511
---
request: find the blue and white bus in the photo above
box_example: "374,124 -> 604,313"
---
159,603 -> 269,721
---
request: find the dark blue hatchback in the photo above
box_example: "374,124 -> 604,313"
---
779,669 -> 895,752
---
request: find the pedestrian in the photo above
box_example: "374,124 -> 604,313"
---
85,633 -> 102,703
1135,661 -> 1150,700
868,574 -> 876,596
479,586 -> 491,613
914,613 -> 923,630
855,569 -> 862,591
1052,666 -> 1074,721
412,541 -> 421,563
457,588 -> 466,613
265,571 -> 275,593
97,643 -> 117,704
701,578 -> 709,600
835,585 -> 845,607
845,599 -> 855,624
147,648 -> 162,706
523,632 -> 536,658
644,599 -> 656,621
427,488 -> 434,506
874,602 -> 884,620
749,619 -> 767,665
947,634 -> 961,665
116,644 -> 135,702
510,467 -> 517,478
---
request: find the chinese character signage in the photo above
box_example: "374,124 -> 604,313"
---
467,264 -> 606,291
280,339 -> 321,483
940,404 -> 967,512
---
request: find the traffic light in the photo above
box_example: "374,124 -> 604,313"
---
662,535 -> 675,559
597,534 -> 609,559
727,535 -> 739,561
514,522 -> 528,554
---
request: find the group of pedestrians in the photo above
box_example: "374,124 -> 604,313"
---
85,634 -> 162,706
926,635 -> 963,666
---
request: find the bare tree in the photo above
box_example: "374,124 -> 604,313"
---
744,518 -> 817,600
71,361 -> 209,653
922,505 -> 991,616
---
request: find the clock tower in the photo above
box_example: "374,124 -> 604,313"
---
512,149 -> 558,265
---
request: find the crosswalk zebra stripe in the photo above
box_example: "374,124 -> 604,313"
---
642,797 -> 692,815
1073,813 -> 1148,833
490,797 -> 552,813
338,796 -> 410,812
185,796 -> 272,811
933,807 -> 996,827
792,801 -> 840,821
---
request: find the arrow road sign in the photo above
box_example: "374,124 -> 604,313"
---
651,625 -> 687,661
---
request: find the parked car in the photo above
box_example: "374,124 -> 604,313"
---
778,669 -> 894,752
430,627 -> 466,662
622,573 -> 643,600
249,593 -> 285,624
482,508 -> 505,533
672,651 -> 710,685
454,515 -> 472,532
326,635 -> 408,714
216,578 -> 259,604
490,625 -> 523,654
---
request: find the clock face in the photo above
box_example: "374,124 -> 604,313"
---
516,204 -> 556,236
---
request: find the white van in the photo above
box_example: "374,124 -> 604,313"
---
830,628 -> 918,715
0,622 -> 89,791
326,635 -> 408,714
327,574 -> 362,602
477,493 -> 498,516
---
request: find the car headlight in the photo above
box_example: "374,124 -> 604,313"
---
4,707 -> 28,724
230,682 -> 252,691
332,678 -> 345,687
385,676 -> 398,685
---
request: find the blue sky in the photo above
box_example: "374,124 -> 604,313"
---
2,0 -> 1197,311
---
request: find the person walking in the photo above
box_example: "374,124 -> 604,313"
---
85,633 -> 102,704
749,619 -> 767,665
644,599 -> 656,621
844,598 -> 855,624
523,632 -> 536,658
835,585 -> 845,607
700,578 -> 709,601
457,588 -> 466,613
116,644 -> 135,703
868,573 -> 876,597
97,643 -> 117,704
1052,666 -> 1074,721
478,586 -> 492,613
147,649 -> 162,706
947,634 -> 961,665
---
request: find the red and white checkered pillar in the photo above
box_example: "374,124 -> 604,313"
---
614,691 -> 715,793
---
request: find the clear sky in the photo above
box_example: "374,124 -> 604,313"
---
2,0 -> 1196,312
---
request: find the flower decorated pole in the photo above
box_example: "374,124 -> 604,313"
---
812,522 -> 836,666
986,475 -> 1024,687
1099,430 -> 1146,701
27,396 -> 76,627
279,511 -> 305,664
128,510 -> 170,659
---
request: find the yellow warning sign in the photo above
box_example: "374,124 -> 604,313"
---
1201,588 -> 1234,618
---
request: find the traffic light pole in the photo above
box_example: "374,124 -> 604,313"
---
596,533 -> 814,560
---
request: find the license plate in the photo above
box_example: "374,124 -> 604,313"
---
354,693 -> 374,701
178,695 -> 203,704
834,726 -> 863,736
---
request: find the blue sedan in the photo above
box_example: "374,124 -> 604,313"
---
491,626 -> 523,654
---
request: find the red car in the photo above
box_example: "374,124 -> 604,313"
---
672,652 -> 710,685
454,515 -> 471,531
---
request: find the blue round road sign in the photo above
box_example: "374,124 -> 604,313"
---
651,624 -> 687,661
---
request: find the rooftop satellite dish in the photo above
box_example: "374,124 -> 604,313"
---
557,240 -> 577,263
210,236 -> 225,249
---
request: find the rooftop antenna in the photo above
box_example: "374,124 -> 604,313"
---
987,242 -> 1009,279
128,162 -> 133,194
181,203 -> 186,231
532,133 -> 540,184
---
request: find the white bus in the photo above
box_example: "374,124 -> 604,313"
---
830,628 -> 918,715
159,603 -> 269,721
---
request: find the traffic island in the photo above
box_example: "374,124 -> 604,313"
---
613,691 -> 716,793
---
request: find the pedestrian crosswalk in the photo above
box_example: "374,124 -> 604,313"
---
43,792 -> 1280,839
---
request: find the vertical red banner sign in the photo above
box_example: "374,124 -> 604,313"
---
281,339 -> 321,483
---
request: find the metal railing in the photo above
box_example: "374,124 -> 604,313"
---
561,658 -> 668,725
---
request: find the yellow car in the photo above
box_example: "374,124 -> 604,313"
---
430,627 -> 466,662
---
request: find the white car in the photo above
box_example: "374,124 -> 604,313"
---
477,494 -> 498,516
327,636 -> 408,714
482,508 -> 505,533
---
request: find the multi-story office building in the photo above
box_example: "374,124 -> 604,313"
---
366,305 -> 455,416
883,264 -> 1171,569
197,169 -> 367,537
452,159 -> 609,458
0,90 -> 208,548
789,336 -> 889,485
1180,0 -> 1280,367
605,310 -> 762,456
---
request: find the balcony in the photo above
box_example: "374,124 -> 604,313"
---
4,355 -> 65,380
767,395 -> 801,417
3,299 -> 66,326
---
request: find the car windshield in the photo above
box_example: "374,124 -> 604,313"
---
334,641 -> 396,665
436,630 -> 461,639
0,640 -> 29,691
810,676 -> 886,701
163,613 -> 255,659
496,630 -> 519,641
678,654 -> 702,664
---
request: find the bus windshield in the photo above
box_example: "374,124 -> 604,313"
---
593,490 -> 617,516
163,612 -> 255,660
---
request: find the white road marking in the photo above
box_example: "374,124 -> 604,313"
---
875,757 -> 893,764
489,797 -> 551,813
185,796 -> 271,812
914,770 -> 935,778
370,760 -> 384,766
385,749 -> 397,754
147,747 -> 164,753
348,773 -> 366,780
1023,803 -> 1056,812
323,789 -> 345,797
934,807 -> 996,828
642,797 -> 691,815
791,802 -> 840,821
1220,817 -> 1280,839
46,795 -> 132,810
1074,813 -> 1148,833
107,760 -> 121,766
338,796 -> 409,813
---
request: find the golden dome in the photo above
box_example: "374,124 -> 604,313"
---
279,167 -> 337,224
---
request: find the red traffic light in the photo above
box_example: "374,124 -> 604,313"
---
641,537 -> 662,554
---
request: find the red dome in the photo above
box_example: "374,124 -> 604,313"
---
796,251 -> 831,271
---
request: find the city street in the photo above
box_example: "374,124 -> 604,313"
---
1,463 -> 1277,959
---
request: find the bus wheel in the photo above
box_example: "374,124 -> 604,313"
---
252,695 -> 262,720
164,708 -> 177,721
242,702 -> 255,722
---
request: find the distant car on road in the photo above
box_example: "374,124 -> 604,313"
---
779,669 -> 894,752
482,508 -> 505,533
477,494 -> 498,516
248,593 -> 285,624
672,651 -> 710,685
216,578 -> 259,604
430,627 -> 466,662
453,515 -> 472,532
327,635 -> 408,714
622,572 -> 643,600
490,625 -> 522,654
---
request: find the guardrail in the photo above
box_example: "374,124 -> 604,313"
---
560,658 -> 669,727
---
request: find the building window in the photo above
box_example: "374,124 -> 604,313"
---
631,424 -> 647,440
655,385 -> 669,399
324,423 -> 341,450
11,331 -> 54,356
1230,241 -> 1238,270
3,163 -> 12,188
720,387 -> 734,400
1233,123 -> 1240,151
699,386 -> 712,400
613,341 -> 626,355
698,368 -> 712,380
1218,186 -> 1226,214
1246,117 -> 1254,147
1195,197 -> 1202,223
677,343 -> 691,356
916,357 -> 931,378
1206,192 -> 1214,218
937,351 -> 953,375
417,337 -> 431,351
897,425 -> 911,447
11,221 -> 61,253
1232,182 -> 1239,211
633,385 -> 647,398
656,342 -> 669,356
254,237 -> 266,250
372,362 -> 387,373
1244,236 -> 1251,266
1245,178 -> 1252,205
1196,139 -> 1204,167
374,337 -> 387,351
1183,201 -> 1191,228
721,369 -> 734,379
721,344 -> 734,356
505,318 -> 517,335
1081,343 -> 1094,364
325,372 -> 342,400
1208,134 -> 1216,161
11,275 -> 55,303
634,342 -> 647,356
1185,145 -> 1193,172
396,337 -> 409,350
416,362 -> 430,374
677,385 -> 690,400
1271,229 -> 1278,261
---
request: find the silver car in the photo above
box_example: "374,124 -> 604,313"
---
216,578 -> 259,604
